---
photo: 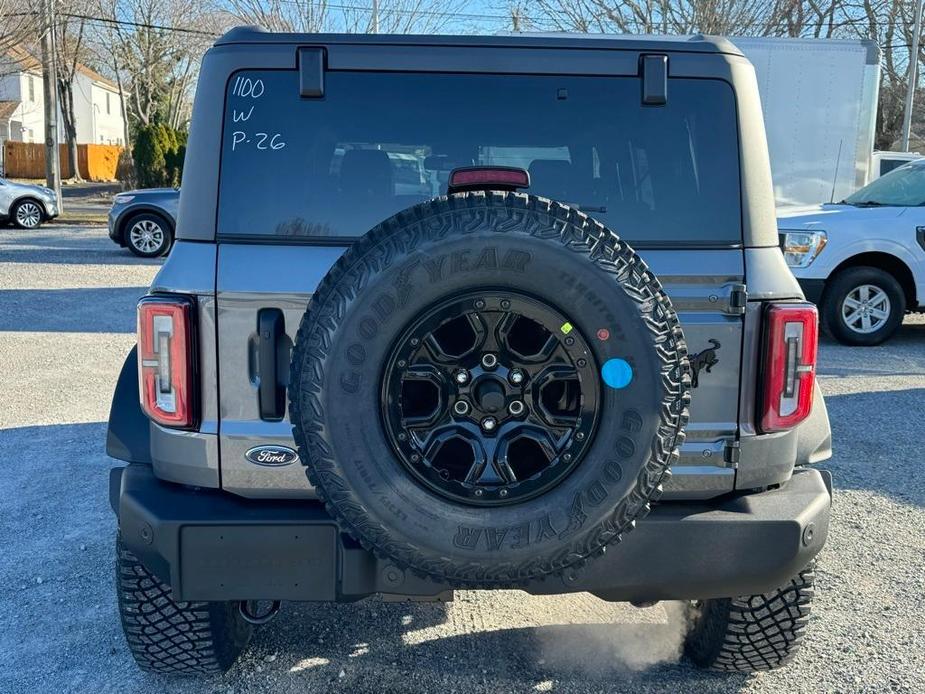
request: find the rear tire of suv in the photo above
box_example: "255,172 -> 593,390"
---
684,562 -> 815,672
116,536 -> 252,675
124,212 -> 173,258
822,267 -> 905,346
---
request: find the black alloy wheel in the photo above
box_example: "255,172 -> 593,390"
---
382,291 -> 600,506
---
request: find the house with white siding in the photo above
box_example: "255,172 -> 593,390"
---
0,45 -> 126,150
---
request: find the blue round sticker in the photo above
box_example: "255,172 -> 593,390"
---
602,358 -> 633,389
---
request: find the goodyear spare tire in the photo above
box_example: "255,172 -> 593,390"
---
290,192 -> 690,586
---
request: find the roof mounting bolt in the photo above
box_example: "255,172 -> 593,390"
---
481,416 -> 498,432
453,399 -> 470,415
455,369 -> 470,385
509,369 -> 524,385
481,353 -> 498,369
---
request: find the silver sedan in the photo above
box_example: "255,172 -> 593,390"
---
0,177 -> 59,229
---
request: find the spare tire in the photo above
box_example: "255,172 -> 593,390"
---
290,192 -> 690,586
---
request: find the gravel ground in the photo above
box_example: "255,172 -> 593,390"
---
1,223 -> 923,694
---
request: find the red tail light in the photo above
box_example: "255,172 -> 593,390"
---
137,295 -> 197,429
759,303 -> 818,433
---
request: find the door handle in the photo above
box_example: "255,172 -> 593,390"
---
257,309 -> 287,420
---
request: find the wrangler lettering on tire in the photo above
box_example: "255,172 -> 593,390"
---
289,191 -> 691,586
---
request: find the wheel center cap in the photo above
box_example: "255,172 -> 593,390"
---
474,377 -> 506,413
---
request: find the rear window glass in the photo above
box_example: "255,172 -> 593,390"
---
219,71 -> 741,245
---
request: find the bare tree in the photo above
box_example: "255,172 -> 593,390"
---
218,0 -> 330,32
509,0 -> 845,36
220,0 -> 471,34
92,0 -> 214,131
338,0 -> 472,33
54,3 -> 91,180
0,0 -> 35,72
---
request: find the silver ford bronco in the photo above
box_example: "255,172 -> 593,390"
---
107,28 -> 833,675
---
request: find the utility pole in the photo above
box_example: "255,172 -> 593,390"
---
902,0 -> 924,152
371,0 -> 379,33
41,0 -> 62,211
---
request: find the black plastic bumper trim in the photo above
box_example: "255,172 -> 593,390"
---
797,278 -> 826,306
112,464 -> 831,603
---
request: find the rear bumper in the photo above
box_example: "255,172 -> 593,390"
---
111,463 -> 832,604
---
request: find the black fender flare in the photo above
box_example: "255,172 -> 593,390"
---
107,347 -> 151,464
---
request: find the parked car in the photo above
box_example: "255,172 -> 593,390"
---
108,187 -> 178,257
779,158 -> 925,345
0,177 -> 59,229
107,29 -> 832,676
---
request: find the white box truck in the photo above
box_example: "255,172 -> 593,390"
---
732,36 -> 881,207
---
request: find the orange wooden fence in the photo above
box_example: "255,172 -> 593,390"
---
2,141 -> 123,181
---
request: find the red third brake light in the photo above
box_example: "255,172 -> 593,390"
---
137,296 -> 197,429
759,303 -> 818,433
448,166 -> 530,193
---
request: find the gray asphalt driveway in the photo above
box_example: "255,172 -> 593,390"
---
1,224 -> 923,693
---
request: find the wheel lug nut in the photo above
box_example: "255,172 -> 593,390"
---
499,489 -> 509,498
453,400 -> 470,415
575,432 -> 585,441
481,416 -> 497,432
455,369 -> 470,385
577,358 -> 587,368
508,400 -> 525,416
410,453 -> 421,462
474,299 -> 486,310
500,299 -> 511,310
509,369 -> 524,385
474,488 -> 484,497
481,353 -> 498,369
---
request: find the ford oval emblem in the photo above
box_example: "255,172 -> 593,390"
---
245,445 -> 299,467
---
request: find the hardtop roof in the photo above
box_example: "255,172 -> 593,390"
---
215,26 -> 743,57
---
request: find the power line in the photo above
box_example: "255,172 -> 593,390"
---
60,12 -> 218,37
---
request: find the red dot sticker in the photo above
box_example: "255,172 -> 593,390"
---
596,328 -> 610,341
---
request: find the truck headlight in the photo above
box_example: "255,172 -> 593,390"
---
781,231 -> 827,268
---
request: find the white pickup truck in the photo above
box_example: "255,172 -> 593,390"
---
779,159 -> 925,344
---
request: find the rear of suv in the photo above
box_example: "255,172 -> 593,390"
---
107,29 -> 833,676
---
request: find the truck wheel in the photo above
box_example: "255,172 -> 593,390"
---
685,562 -> 815,672
822,266 -> 905,345
290,192 -> 690,586
116,536 -> 252,674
